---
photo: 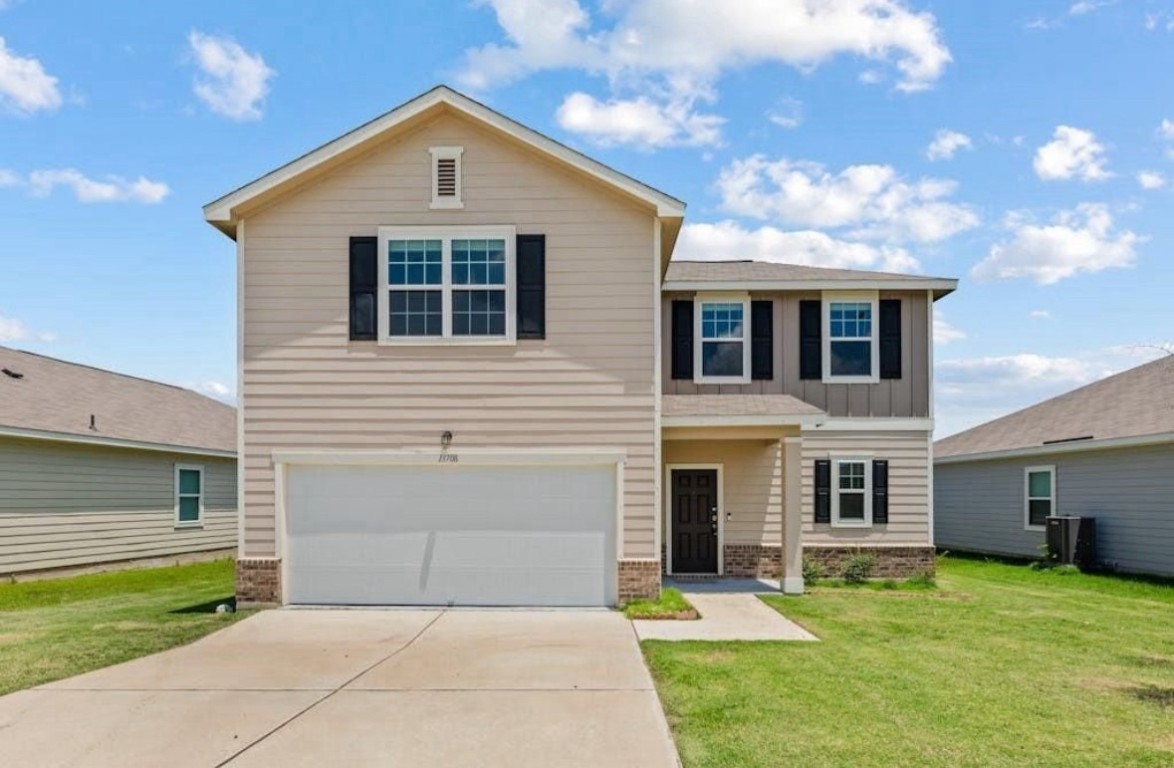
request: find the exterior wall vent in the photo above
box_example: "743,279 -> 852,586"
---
429,146 -> 464,209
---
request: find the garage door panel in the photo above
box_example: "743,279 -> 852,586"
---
284,463 -> 617,606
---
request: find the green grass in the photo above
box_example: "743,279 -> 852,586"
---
0,559 -> 250,695
643,556 -> 1174,767
623,587 -> 698,619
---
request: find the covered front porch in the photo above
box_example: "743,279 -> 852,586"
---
661,394 -> 825,595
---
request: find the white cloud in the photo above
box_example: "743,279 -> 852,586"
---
938,353 -> 1102,392
461,0 -> 950,147
25,169 -> 169,204
675,221 -> 920,274
0,168 -> 19,187
0,315 -> 56,343
1159,118 -> 1174,140
1069,1 -> 1110,16
555,91 -> 722,148
716,155 -> 979,244
187,380 -> 235,403
188,31 -> 274,121
1029,309 -> 1051,319
933,308 -> 966,344
1137,170 -> 1166,190
925,129 -> 972,161
971,203 -> 1141,284
0,36 -> 62,115
1145,12 -> 1174,31
767,97 -> 803,129
1033,125 -> 1111,181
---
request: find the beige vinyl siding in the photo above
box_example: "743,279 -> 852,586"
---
935,443 -> 1174,577
240,111 -> 658,558
663,440 -> 783,547
801,429 -> 931,545
663,291 -> 930,418
0,437 -> 237,574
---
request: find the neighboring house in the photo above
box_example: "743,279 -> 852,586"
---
204,85 -> 956,607
0,346 -> 237,576
935,355 -> 1174,577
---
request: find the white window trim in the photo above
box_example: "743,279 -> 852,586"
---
694,293 -> 751,384
831,457 -> 872,528
174,464 -> 204,528
429,146 -> 464,209
1024,465 -> 1056,531
377,225 -> 516,346
822,291 -> 880,384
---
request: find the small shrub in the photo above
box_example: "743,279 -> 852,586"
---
842,553 -> 876,584
1052,564 -> 1080,576
802,559 -> 826,585
881,579 -> 899,590
906,570 -> 937,589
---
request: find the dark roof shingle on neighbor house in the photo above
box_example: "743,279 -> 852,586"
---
664,260 -> 957,296
0,346 -> 235,454
936,354 -> 1174,459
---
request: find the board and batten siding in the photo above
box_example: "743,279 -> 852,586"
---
662,291 -> 930,418
801,429 -> 932,545
935,443 -> 1174,577
239,111 -> 659,559
663,440 -> 783,547
0,437 -> 237,574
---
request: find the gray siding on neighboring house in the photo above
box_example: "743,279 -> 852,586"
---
935,443 -> 1174,577
662,290 -> 931,418
0,437 -> 237,574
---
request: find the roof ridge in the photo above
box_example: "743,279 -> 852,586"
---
0,345 -> 231,410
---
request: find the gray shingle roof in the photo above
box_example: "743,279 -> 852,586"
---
935,355 -> 1174,459
0,346 -> 236,454
665,259 -> 955,285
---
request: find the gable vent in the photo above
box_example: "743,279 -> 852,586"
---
429,146 -> 464,209
436,157 -> 457,197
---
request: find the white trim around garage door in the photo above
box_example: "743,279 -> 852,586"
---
663,463 -> 724,577
272,448 -> 627,606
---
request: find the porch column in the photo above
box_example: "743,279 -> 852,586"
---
782,436 -> 804,594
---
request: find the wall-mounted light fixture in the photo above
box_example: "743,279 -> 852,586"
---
441,430 -> 453,448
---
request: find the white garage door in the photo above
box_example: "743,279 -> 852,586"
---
284,463 -> 617,606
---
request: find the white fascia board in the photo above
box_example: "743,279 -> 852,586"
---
661,414 -> 825,428
0,425 -> 236,459
663,279 -> 958,294
204,86 -> 686,228
934,431 -> 1174,465
806,418 -> 934,432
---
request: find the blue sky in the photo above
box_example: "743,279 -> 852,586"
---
0,0 -> 1171,436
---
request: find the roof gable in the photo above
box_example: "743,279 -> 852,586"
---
204,85 -> 685,238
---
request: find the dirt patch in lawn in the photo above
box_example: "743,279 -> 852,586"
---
1128,685 -> 1174,708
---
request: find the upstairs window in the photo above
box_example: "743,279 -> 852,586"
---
695,298 -> 750,383
429,146 -> 464,209
824,294 -> 879,383
1025,466 -> 1055,529
379,226 -> 515,343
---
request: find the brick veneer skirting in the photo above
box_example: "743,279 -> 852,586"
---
803,546 -> 935,578
618,559 -> 661,603
723,544 -> 783,578
236,558 -> 281,606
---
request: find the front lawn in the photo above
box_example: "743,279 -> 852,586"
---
0,559 -> 249,695
643,556 -> 1174,767
623,587 -> 698,620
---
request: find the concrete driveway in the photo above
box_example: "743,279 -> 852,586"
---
0,609 -> 680,768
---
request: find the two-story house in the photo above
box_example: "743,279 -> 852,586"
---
204,86 -> 956,607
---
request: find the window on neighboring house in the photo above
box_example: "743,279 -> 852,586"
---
175,465 -> 204,526
380,226 -> 515,343
1025,466 -> 1055,529
832,458 -> 871,527
695,298 -> 750,383
429,146 -> 464,209
824,296 -> 878,382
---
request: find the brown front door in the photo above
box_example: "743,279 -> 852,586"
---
671,469 -> 718,574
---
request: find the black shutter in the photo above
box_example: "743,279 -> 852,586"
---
671,300 -> 694,380
879,299 -> 902,380
516,235 -> 546,340
751,300 -> 773,380
814,459 -> 831,524
873,459 -> 889,524
799,300 -> 822,380
349,236 -> 377,341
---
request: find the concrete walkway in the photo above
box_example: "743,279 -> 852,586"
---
634,583 -> 818,642
0,609 -> 680,768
